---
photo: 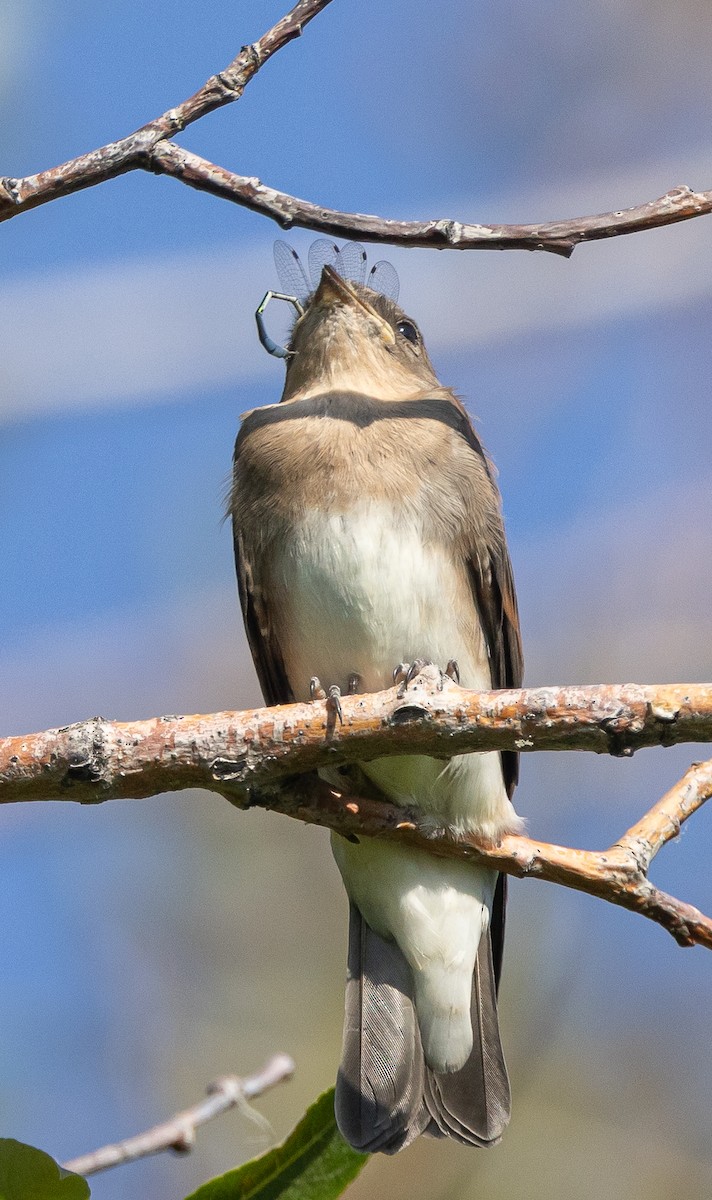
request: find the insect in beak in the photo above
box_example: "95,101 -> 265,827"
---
255,291 -> 305,358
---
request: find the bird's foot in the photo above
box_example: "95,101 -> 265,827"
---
393,658 -> 460,696
309,673 -> 361,725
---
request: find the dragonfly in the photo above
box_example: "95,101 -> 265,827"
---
256,239 -> 400,359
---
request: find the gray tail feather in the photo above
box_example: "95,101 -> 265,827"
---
335,903 -> 510,1154
335,903 -> 433,1152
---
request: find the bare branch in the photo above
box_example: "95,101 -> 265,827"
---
269,762 -> 712,950
62,1053 -> 295,1178
0,0 -> 333,222
2,675 -> 711,807
0,0 -> 710,254
149,147 -> 712,258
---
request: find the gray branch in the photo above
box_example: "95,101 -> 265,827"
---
1,0 -> 711,256
62,1054 -> 295,1177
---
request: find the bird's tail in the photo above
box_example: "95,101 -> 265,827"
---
335,903 -> 510,1154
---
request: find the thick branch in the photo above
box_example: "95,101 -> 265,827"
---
0,0 -> 333,221
62,1053 -> 295,1177
2,676 -> 712,949
1,677 -> 710,807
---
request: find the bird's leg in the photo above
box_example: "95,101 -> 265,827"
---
393,658 -> 460,696
309,675 -> 355,725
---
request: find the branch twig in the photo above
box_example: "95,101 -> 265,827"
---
62,1053 -> 295,1178
1,0 -> 710,256
0,0 -> 333,223
149,149 -> 712,259
250,760 -> 712,951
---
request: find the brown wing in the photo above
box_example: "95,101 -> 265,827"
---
439,394 -> 523,789
233,525 -> 294,707
469,536 -> 523,797
231,418 -> 294,708
468,508 -> 522,990
444,397 -> 523,990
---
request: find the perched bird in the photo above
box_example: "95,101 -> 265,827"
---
230,249 -> 523,1153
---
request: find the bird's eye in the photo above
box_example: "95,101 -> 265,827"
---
396,319 -> 419,345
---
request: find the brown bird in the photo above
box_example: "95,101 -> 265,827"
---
230,258 -> 523,1153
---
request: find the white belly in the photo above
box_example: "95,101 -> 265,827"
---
273,501 -> 488,691
271,501 -> 518,837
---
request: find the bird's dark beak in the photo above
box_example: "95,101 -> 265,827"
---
313,265 -> 396,345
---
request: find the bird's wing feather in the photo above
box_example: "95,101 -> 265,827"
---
423,930 -> 510,1145
468,529 -> 523,796
336,903 -> 510,1151
233,526 -> 293,708
335,903 -> 436,1153
442,395 -> 523,989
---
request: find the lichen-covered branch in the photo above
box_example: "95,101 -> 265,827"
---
1,0 -> 711,256
62,1054 -> 295,1177
2,675 -> 712,949
2,675 -> 710,807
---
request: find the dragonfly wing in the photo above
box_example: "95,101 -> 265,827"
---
273,240 -> 312,302
308,238 -> 341,290
336,242 -> 368,286
367,260 -> 400,302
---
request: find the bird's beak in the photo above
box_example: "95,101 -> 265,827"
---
313,265 -> 396,346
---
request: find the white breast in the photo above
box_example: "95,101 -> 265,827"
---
271,501 -> 486,695
270,500 -> 518,837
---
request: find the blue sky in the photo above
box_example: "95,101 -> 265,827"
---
2,2 -> 712,1198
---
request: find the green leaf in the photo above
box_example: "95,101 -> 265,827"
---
0,1140 -> 90,1200
184,1088 -> 368,1200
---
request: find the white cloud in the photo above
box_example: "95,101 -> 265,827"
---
0,243 -> 272,423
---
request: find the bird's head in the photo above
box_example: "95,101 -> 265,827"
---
280,265 -> 440,402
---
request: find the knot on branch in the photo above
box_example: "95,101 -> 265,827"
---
169,1124 -> 196,1155
61,717 -> 110,796
390,703 -> 431,725
218,44 -> 261,95
210,755 -> 253,798
599,709 -> 646,756
0,176 -> 20,207
648,700 -> 681,746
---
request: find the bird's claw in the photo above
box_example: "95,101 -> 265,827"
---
406,658 -> 431,686
393,658 -> 460,695
309,676 -> 346,725
445,659 -> 460,684
327,684 -> 344,725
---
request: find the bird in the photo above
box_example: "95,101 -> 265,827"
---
229,253 -> 523,1154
